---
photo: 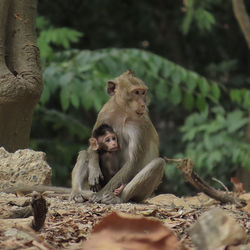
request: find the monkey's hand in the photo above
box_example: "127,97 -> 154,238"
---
70,192 -> 88,203
90,192 -> 122,204
88,168 -> 104,192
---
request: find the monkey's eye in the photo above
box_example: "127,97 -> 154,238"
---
134,90 -> 140,95
105,138 -> 111,143
112,136 -> 116,140
142,91 -> 145,95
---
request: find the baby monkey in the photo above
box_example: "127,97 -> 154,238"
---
89,124 -> 125,196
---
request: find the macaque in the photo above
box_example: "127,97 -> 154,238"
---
89,123 -> 125,195
70,70 -> 165,204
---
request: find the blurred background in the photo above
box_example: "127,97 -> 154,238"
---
31,0 -> 250,195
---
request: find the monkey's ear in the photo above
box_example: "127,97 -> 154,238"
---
107,81 -> 116,96
89,138 -> 99,151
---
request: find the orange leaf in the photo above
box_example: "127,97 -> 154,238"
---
231,177 -> 245,194
82,212 -> 179,250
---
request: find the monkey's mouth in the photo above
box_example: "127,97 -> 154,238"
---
109,147 -> 119,152
136,111 -> 144,116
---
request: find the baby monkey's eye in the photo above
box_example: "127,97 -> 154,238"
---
112,136 -> 116,140
105,138 -> 111,143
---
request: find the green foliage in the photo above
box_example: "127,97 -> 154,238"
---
230,89 -> 250,111
35,47 -> 225,186
181,0 -> 216,35
33,46 -> 250,190
36,16 -> 83,64
166,107 -> 250,194
40,48 -> 222,113
34,1 -> 250,194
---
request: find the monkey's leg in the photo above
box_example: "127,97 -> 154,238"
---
70,150 -> 90,202
121,157 -> 165,202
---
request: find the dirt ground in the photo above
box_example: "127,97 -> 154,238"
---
0,192 -> 249,249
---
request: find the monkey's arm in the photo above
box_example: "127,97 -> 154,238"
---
87,148 -> 104,191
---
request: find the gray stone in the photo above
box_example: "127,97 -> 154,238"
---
0,147 -> 51,189
189,207 -> 247,250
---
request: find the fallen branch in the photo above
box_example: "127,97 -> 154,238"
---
165,157 -> 246,207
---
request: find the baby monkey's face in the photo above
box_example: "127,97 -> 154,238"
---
98,131 -> 119,152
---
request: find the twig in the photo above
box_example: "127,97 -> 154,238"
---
212,177 -> 229,192
164,157 -> 183,163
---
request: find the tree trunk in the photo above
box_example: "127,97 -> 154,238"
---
232,0 -> 250,50
0,0 -> 42,152
232,0 -> 250,191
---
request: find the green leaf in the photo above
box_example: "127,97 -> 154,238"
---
155,81 -> 168,101
70,92 -> 80,109
169,84 -> 182,105
211,82 -> 220,101
60,72 -> 74,86
194,9 -> 215,32
243,90 -> 250,110
170,66 -> 182,84
185,72 -> 197,92
40,84 -> 50,104
181,0 -> 194,35
196,95 -> 207,111
226,110 -> 248,133
81,91 -> 93,111
230,89 -> 242,104
198,77 -> 210,96
161,61 -> 173,78
183,92 -> 194,111
60,87 -> 70,111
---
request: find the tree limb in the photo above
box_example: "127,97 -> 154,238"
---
232,0 -> 250,50
165,157 -> 246,207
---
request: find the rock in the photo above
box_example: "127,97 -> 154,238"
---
189,207 -> 247,250
0,147 -> 51,189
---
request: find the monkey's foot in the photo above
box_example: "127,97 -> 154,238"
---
90,192 -> 122,204
113,184 -> 126,196
70,193 -> 88,203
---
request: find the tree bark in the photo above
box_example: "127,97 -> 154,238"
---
232,0 -> 250,50
232,0 -> 250,191
0,0 -> 42,152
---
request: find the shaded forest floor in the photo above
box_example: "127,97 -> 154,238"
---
0,192 -> 249,249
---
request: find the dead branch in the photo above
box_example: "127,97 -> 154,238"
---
30,192 -> 48,231
212,177 -> 229,192
165,157 -> 246,207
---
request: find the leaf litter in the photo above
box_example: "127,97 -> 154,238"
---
0,191 -> 249,249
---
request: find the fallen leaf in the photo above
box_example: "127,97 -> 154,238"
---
82,212 -> 179,250
231,177 -> 245,194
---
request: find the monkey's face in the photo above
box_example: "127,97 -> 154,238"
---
98,132 -> 119,152
107,72 -> 148,117
128,88 -> 148,116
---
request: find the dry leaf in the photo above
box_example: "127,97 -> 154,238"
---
231,177 -> 245,194
147,194 -> 190,209
82,212 -> 179,250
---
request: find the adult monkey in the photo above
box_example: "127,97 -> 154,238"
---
70,70 -> 165,204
